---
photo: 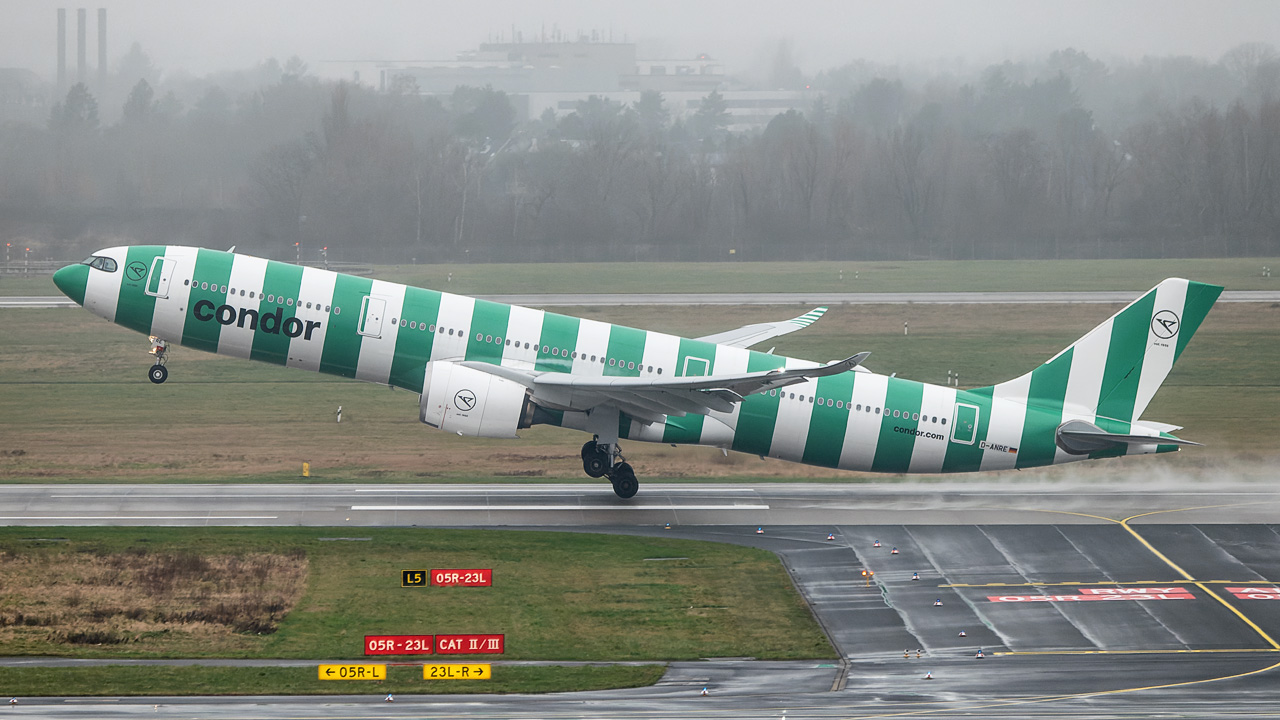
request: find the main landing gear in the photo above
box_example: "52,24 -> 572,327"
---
147,336 -> 169,384
582,439 -> 638,499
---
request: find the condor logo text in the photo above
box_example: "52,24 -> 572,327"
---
192,299 -> 322,340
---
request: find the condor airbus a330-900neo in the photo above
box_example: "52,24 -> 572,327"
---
53,246 -> 1221,498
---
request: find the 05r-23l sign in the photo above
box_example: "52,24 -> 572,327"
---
402,569 -> 493,587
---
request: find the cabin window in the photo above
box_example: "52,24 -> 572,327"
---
410,321 -> 417,329
286,298 -> 293,306
628,361 -> 635,370
334,307 -> 340,315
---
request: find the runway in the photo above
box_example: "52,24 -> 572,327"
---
5,482 -> 1280,718
5,481 -> 1279,526
5,289 -> 1280,308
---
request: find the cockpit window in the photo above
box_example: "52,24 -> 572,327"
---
80,256 -> 117,272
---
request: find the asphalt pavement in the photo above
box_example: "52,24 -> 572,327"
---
4,482 -> 1280,717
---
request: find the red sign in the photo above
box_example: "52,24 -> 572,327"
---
365,635 -> 434,655
431,569 -> 492,587
989,587 -> 1194,603
1227,587 -> 1280,600
435,634 -> 504,654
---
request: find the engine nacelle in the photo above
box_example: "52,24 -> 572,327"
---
419,361 -> 534,438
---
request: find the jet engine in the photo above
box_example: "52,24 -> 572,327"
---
419,360 -> 535,438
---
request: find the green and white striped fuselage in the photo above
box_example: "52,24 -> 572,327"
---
61,245 -> 1213,476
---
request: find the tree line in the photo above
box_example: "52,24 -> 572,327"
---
2,45 -> 1278,263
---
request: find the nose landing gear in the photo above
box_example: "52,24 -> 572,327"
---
148,336 -> 169,384
582,439 -> 639,499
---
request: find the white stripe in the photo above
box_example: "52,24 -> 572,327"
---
1060,319 -> 1112,417
980,374 -> 1032,471
215,253 -> 268,360
701,344 -> 751,446
640,331 -> 681,382
1134,279 -> 1188,421
150,246 -> 198,341
838,372 -> 888,471
350,505 -> 769,511
354,280 -> 406,385
432,292 -> 475,361
907,382 -> 956,473
286,266 -> 338,372
501,304 -> 543,369
769,362 -> 816,462
84,246 -> 125,322
572,318 -> 611,376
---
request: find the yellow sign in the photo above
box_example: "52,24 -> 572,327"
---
318,664 -> 386,681
424,664 -> 491,680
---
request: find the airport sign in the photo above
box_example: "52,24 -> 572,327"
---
318,664 -> 386,680
424,664 -> 492,680
436,634 -> 504,654
402,570 -> 428,587
365,635 -> 434,655
431,569 -> 493,586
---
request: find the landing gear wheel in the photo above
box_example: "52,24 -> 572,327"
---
148,364 -> 168,384
610,462 -> 638,499
581,441 -> 610,478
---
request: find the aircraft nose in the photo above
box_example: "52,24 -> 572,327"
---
52,263 -> 88,305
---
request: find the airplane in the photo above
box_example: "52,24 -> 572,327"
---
52,246 -> 1222,498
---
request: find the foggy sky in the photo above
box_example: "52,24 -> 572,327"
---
4,0 -> 1278,81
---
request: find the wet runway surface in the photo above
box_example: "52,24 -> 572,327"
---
5,483 -> 1280,718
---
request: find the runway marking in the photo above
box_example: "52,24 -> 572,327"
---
1120,509 -> 1280,651
352,487 -> 755,493
997,648 -> 1280,655
350,505 -> 769,511
944,580 -> 1273,588
840,659 -> 1280,720
0,516 -> 278,520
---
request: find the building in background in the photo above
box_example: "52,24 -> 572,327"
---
320,37 -> 812,132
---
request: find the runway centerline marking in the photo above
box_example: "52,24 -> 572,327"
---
350,505 -> 769,511
944,580 -> 1275,588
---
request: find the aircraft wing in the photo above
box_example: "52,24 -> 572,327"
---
459,351 -> 869,424
695,307 -> 828,349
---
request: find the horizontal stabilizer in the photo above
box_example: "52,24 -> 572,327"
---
1056,419 -> 1198,455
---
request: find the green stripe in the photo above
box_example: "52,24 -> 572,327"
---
115,246 -> 164,335
604,325 -> 647,377
248,259 -> 304,366
730,352 -> 787,456
662,337 -> 719,444
1174,281 -> 1223,362
181,249 -> 234,353
870,377 -> 923,473
464,299 -> 511,366
940,386 -> 994,472
534,313 -> 579,373
1095,291 -> 1155,425
1016,347 -> 1074,468
801,372 -> 855,468
318,273 -> 372,378
388,286 -> 442,392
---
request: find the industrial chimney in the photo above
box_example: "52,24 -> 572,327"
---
97,8 -> 106,91
76,8 -> 86,84
56,8 -> 67,90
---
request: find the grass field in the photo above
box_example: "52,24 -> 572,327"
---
0,663 -> 668,696
4,256 -> 1278,297
0,527 -> 832,662
1,300 -> 1276,483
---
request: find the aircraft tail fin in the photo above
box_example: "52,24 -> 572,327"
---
1017,278 -> 1222,424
